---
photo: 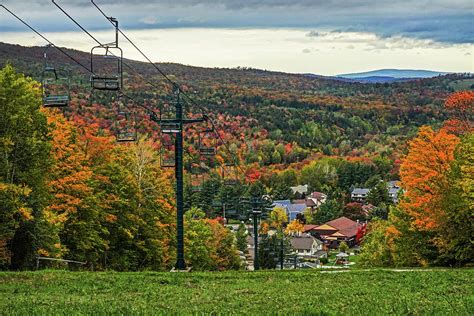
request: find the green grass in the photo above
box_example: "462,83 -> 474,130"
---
0,269 -> 472,315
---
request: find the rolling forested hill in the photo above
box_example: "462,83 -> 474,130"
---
1,42 -> 472,179
1,42 -> 472,271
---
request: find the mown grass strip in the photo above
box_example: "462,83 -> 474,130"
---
0,269 -> 472,315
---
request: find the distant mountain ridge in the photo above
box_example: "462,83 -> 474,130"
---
336,69 -> 450,83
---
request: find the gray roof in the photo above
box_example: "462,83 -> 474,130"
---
352,188 -> 370,195
290,236 -> 320,250
389,187 -> 400,194
287,204 -> 307,221
287,203 -> 307,213
273,200 -> 292,207
387,181 -> 400,188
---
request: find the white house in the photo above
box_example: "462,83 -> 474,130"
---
351,188 -> 370,202
351,181 -> 402,204
387,181 -> 401,203
290,184 -> 309,196
306,192 -> 328,208
290,235 -> 324,258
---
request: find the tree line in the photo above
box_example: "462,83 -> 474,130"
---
0,65 -> 240,271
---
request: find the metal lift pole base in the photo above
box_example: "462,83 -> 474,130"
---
170,267 -> 192,273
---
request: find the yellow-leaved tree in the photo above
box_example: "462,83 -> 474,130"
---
285,219 -> 305,235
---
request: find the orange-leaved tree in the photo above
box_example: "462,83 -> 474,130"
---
399,126 -> 460,231
443,90 -> 473,135
44,109 -> 93,226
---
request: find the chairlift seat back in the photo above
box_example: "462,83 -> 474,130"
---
116,132 -> 137,143
161,121 -> 181,134
90,45 -> 123,91
91,75 -> 121,91
43,95 -> 69,108
199,147 -> 216,156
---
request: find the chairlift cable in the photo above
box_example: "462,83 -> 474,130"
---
90,0 -> 178,90
2,2 -> 244,180
0,5 -> 160,118
51,1 -> 161,94
90,0 -> 246,179
51,1 -> 208,147
0,5 -> 91,74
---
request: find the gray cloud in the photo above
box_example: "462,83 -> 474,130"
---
1,0 -> 472,44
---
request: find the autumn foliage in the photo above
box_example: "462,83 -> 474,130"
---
361,99 -> 472,267
399,126 -> 460,230
285,219 -> 305,235
44,109 -> 94,225
443,90 -> 473,135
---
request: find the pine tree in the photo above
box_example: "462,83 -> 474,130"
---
367,181 -> 392,206
236,222 -> 248,252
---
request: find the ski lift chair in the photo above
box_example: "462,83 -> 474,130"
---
42,67 -> 70,108
223,163 -> 238,186
115,111 -> 137,143
160,133 -> 176,168
198,128 -> 217,157
90,45 -> 123,91
160,121 -> 182,134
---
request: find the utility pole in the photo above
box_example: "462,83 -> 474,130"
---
280,235 -> 284,270
152,89 -> 204,271
241,195 -> 272,271
223,202 -> 226,224
252,210 -> 261,270
174,91 -> 185,270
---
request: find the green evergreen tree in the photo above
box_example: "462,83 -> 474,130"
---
314,199 -> 343,224
272,182 -> 292,200
236,222 -> 248,252
370,203 -> 389,220
367,181 -> 392,206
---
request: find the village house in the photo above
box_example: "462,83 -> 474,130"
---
294,192 -> 328,212
387,181 -> 401,204
304,216 -> 361,248
273,199 -> 292,211
287,203 -> 307,221
290,184 -> 309,196
290,235 -> 325,259
272,199 -> 307,221
351,188 -> 370,203
273,192 -> 328,221
351,181 -> 401,204
309,192 -> 327,206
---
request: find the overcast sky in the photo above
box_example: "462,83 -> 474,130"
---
1,1 -> 472,75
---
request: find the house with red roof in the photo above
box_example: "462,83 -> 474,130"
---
304,216 -> 362,248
